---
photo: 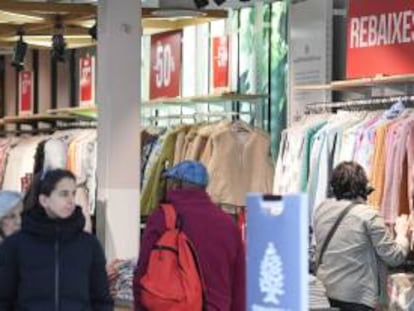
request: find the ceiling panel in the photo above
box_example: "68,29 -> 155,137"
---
0,1 -> 228,48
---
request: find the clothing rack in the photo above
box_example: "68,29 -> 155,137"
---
305,95 -> 414,113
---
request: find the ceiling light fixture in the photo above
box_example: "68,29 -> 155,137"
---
11,30 -> 27,71
194,0 -> 209,9
51,17 -> 66,62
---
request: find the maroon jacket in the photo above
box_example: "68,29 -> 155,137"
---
133,189 -> 246,311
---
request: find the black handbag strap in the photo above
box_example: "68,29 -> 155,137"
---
316,202 -> 357,271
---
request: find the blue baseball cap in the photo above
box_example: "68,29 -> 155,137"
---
0,191 -> 23,219
163,161 -> 209,187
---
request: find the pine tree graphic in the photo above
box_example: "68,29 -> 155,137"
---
259,242 -> 285,305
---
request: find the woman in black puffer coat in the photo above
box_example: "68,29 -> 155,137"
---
0,169 -> 113,311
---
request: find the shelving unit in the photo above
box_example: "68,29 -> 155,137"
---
295,74 -> 414,92
141,93 -> 268,106
140,93 -> 268,127
46,94 -> 267,112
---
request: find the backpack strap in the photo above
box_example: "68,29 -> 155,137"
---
161,204 -> 177,230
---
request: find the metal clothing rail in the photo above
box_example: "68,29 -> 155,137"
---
144,111 -> 251,122
306,95 -> 414,111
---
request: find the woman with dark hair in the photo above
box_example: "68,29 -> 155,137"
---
314,161 -> 409,311
0,169 -> 113,311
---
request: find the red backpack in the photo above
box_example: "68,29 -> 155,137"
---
140,204 -> 205,311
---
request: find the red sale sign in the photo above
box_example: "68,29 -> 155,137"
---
212,36 -> 229,90
347,0 -> 414,78
79,55 -> 95,107
150,30 -> 182,100
19,71 -> 32,115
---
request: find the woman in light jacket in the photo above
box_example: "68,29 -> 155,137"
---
314,161 -> 409,311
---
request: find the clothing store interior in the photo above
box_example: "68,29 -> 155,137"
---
1,0 -> 414,310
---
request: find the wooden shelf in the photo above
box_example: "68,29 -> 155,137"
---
142,93 -> 268,106
48,106 -> 97,114
295,74 -> 414,91
3,114 -> 79,125
189,93 -> 267,103
47,106 -> 98,120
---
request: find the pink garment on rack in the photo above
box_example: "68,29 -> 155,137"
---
382,117 -> 414,224
406,123 -> 414,214
382,121 -> 403,223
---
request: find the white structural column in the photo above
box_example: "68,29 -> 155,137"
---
97,0 -> 141,260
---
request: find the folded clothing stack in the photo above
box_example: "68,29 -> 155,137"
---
107,259 -> 135,304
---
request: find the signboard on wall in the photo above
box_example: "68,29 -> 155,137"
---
19,70 -> 33,115
246,194 -> 308,311
79,55 -> 95,107
289,0 -> 333,123
150,30 -> 182,100
347,0 -> 414,78
212,36 -> 229,91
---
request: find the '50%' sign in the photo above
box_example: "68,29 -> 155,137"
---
154,41 -> 176,88
150,30 -> 182,99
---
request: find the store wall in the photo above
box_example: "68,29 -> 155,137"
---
2,48 -> 76,115
4,55 -> 17,116
57,59 -> 70,108
38,50 -> 51,113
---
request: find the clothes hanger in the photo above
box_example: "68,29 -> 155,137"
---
230,119 -> 253,133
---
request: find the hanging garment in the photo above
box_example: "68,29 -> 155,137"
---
140,129 -> 179,215
204,124 -> 273,206
0,138 -> 16,189
2,136 -> 48,192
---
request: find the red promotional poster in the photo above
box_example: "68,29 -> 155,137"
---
79,55 -> 95,106
212,36 -> 229,89
347,0 -> 414,78
150,30 -> 182,100
19,71 -> 32,115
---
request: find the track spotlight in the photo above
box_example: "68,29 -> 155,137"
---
51,33 -> 66,62
51,20 -> 66,62
88,21 -> 97,41
213,0 -> 226,5
194,0 -> 209,9
11,31 -> 27,71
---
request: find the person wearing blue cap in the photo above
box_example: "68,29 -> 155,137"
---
133,160 -> 246,311
0,168 -> 113,311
